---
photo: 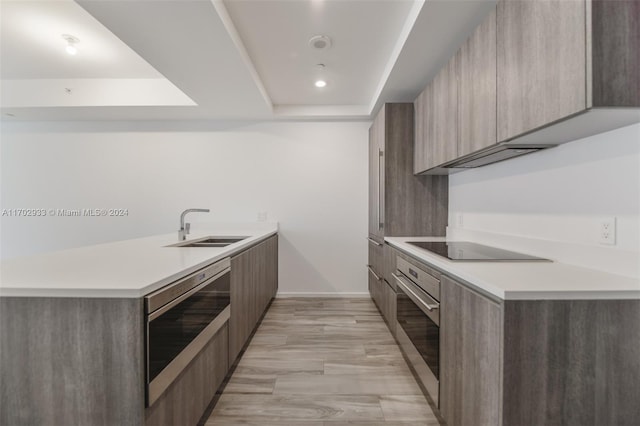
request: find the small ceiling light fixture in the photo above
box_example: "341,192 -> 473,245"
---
314,63 -> 327,88
308,35 -> 332,50
62,34 -> 80,55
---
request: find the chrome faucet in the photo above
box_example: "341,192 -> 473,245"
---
179,208 -> 210,240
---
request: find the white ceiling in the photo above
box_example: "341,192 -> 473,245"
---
223,0 -> 414,107
0,0 -> 495,121
1,0 -> 160,79
0,0 -> 195,108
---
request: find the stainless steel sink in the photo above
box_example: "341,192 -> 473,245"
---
170,236 -> 248,248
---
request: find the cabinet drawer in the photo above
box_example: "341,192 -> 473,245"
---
368,236 -> 384,277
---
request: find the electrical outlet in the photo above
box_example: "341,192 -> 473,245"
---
257,211 -> 268,222
456,213 -> 464,228
599,217 -> 616,245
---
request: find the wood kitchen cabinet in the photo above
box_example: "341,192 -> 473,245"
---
497,0 -> 640,142
379,278 -> 396,334
438,273 -> 640,426
440,275 -> 501,426
145,325 -> 229,426
0,298 -> 146,426
497,0 -> 587,141
368,103 -> 448,331
368,103 -> 448,244
414,55 -> 459,174
458,8 -> 497,157
229,235 -> 278,363
368,266 -> 396,334
368,108 -> 385,240
414,0 -> 639,173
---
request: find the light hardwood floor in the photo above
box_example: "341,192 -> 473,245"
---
205,298 -> 439,425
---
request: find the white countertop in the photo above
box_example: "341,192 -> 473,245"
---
0,223 -> 278,298
385,237 -> 640,300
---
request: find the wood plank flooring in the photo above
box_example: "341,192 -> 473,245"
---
205,298 -> 439,425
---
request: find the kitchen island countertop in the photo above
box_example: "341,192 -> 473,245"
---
0,223 -> 278,298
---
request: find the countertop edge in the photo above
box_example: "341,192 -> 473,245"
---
385,237 -> 640,301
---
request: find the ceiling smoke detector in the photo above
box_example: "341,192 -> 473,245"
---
308,35 -> 332,50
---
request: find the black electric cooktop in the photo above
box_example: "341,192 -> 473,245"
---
407,241 -> 550,262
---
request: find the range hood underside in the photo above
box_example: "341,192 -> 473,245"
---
420,107 -> 640,175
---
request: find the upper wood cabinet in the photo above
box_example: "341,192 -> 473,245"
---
498,0 -> 640,142
414,55 -> 459,173
591,0 -> 640,107
458,8 -> 497,157
497,0 -> 587,141
369,103 -> 448,243
414,0 -> 639,173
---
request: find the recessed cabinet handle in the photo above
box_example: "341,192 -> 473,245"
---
367,238 -> 382,246
367,265 -> 381,281
378,148 -> 383,230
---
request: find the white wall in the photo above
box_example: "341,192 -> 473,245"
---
448,123 -> 640,278
0,120 -> 370,295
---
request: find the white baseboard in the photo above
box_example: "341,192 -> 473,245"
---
276,292 -> 370,298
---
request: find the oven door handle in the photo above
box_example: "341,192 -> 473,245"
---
392,273 -> 440,314
148,267 -> 230,321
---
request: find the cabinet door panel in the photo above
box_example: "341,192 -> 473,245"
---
497,0 -> 586,141
229,236 -> 278,363
440,275 -> 501,426
459,8 -> 497,156
414,56 -> 458,173
381,280 -> 396,335
384,244 -> 397,286
368,269 -> 381,309
368,126 -> 379,236
368,108 -> 385,238
266,235 -> 278,301
368,236 -> 383,278
413,88 -> 429,174
230,245 -> 254,362
431,55 -> 459,167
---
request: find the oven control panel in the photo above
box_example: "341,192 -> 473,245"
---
396,257 -> 440,301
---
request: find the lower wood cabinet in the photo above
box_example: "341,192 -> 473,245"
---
0,297 -> 146,426
440,275 -> 501,426
229,235 -> 278,363
379,278 -> 396,334
145,324 -> 229,426
368,266 -> 396,335
0,235 -> 279,426
439,274 -> 640,426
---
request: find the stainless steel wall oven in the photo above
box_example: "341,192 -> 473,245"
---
145,257 -> 231,406
393,256 -> 440,406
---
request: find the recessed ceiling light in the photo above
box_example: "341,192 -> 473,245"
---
309,35 -> 332,50
62,34 -> 79,55
314,80 -> 327,88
